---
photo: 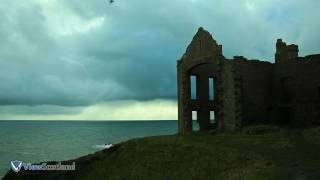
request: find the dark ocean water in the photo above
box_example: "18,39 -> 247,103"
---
0,120 -> 184,178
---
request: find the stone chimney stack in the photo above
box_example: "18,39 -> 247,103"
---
287,44 -> 299,60
275,39 -> 299,63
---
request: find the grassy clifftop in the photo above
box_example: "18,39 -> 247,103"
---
4,126 -> 320,180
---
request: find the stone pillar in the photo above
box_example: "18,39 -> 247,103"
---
177,63 -> 192,134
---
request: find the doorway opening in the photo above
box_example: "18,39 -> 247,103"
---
192,111 -> 199,131
210,111 -> 215,124
278,107 -> 292,125
280,77 -> 292,102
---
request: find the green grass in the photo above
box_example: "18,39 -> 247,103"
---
4,126 -> 320,180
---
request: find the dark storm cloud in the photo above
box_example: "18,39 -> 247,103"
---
0,0 -> 320,106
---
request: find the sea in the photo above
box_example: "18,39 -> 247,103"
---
0,120 -> 200,178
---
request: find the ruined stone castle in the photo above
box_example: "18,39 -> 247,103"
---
177,27 -> 320,133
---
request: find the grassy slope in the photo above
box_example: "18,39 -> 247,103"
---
3,126 -> 320,180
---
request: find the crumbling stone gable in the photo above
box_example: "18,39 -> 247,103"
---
177,27 -> 320,134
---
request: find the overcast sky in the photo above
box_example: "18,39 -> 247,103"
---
0,0 -> 319,120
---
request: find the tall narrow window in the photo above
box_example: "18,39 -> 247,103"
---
192,111 -> 199,131
210,111 -> 215,124
190,75 -> 197,100
209,77 -> 215,100
318,86 -> 320,98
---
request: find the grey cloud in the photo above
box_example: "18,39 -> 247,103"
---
0,0 -> 320,107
